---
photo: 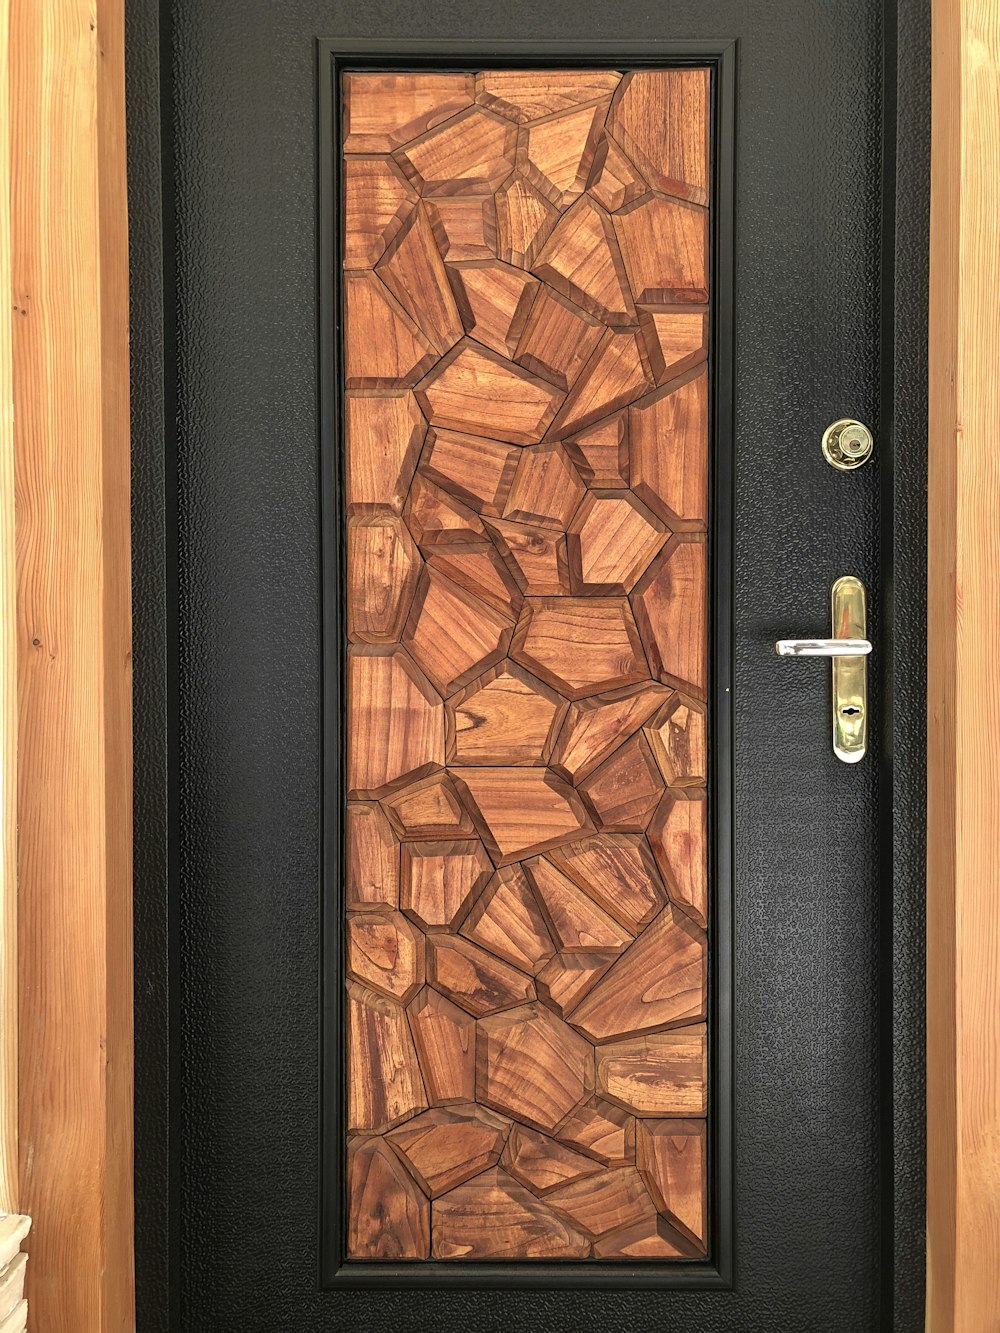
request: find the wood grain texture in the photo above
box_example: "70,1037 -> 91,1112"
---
927,1 -> 1000,1326
10,0 -> 134,1322
343,68 -> 710,1262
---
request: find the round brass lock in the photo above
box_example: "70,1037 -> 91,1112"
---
822,418 -> 874,471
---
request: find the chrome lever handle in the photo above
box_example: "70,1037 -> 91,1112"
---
773,576 -> 870,763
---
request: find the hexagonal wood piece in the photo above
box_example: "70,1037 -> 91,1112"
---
524,856 -> 632,954
380,772 -> 475,841
554,1098 -> 635,1167
402,567 -> 513,697
484,516 -> 571,596
346,801 -> 399,911
547,1165 -> 657,1239
344,270 -> 436,389
346,646 -> 444,800
416,341 -> 564,445
451,766 -> 591,865
606,68 -> 710,204
343,156 -> 418,267
460,863 -> 555,975
630,370 -> 709,529
343,72 -> 474,153
647,790 -> 708,928
406,986 -> 476,1105
613,194 -> 709,304
346,512 -> 421,644
447,259 -> 539,358
631,538 -> 708,699
644,693 -> 708,786
549,680 -> 670,784
344,390 -> 425,515
596,1026 -> 708,1117
431,1168 -> 590,1259
426,936 -> 536,1017
495,174 -> 560,268
636,1118 -> 708,1251
501,1123 -> 604,1196
502,442 -> 586,532
395,107 -> 517,196
478,1002 -> 593,1131
547,833 -> 667,935
347,1136 -> 430,1259
387,1104 -> 510,1197
579,732 -> 665,832
400,838 -> 493,931
346,910 -> 424,1003
533,196 -> 635,326
421,427 -> 521,516
476,70 -> 621,124
566,905 -> 707,1041
446,661 -> 568,767
510,597 -> 648,701
567,490 -> 667,594
347,980 -> 427,1133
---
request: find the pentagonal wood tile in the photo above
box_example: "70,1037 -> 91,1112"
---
549,680 -> 670,783
636,1118 -> 708,1251
402,567 -> 512,696
548,327 -> 655,438
416,341 -> 564,445
343,156 -> 418,267
631,538 -> 708,698
502,442 -> 586,531
376,204 -> 465,354
420,427 -> 521,517
380,772 -> 475,841
347,980 -> 428,1133
400,838 -> 493,932
510,597 -> 649,701
395,107 -> 517,195
484,516 -> 571,596
387,1104 -> 510,1197
563,412 -> 630,488
630,370 -> 709,529
431,1168 -> 590,1259
495,173 -> 561,268
606,68 -> 710,204
524,857 -> 632,954
613,194 -> 709,304
447,260 -> 539,358
554,1098 -> 635,1167
344,390 -> 425,514
426,935 -> 536,1017
567,490 -> 667,594
424,543 -> 522,622
533,196 -> 635,326
347,910 -> 425,1003
347,512 -> 421,644
343,72 -> 475,153
344,270 -> 436,389
347,1136 -> 430,1259
547,834 -> 667,935
586,136 -> 647,212
644,693 -> 708,786
475,70 -> 622,124
346,802 -> 399,911
596,1026 -> 708,1117
578,732 -> 664,832
407,986 -> 476,1105
535,950 -> 620,1017
501,1123 -> 603,1196
638,308 -> 708,385
446,660 -> 568,766
566,905 -> 707,1042
513,285 -> 604,391
404,472 -> 488,548
347,646 -> 444,800
520,101 -> 609,209
451,767 -> 591,865
478,1002 -> 593,1131
547,1165 -> 657,1240
426,194 -> 498,260
460,864 -> 555,975
647,790 -> 708,928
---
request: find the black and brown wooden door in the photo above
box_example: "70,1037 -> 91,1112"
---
341,67 -> 714,1265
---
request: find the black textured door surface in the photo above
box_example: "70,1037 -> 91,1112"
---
126,1 -> 928,1329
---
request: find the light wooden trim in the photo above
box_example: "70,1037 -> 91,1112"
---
8,0 -> 135,1327
0,0 -> 19,1218
927,0 -> 1000,1329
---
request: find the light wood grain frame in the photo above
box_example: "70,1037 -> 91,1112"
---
6,0 -> 135,1328
926,1 -> 1000,1329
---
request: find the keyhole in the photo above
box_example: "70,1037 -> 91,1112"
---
840,705 -> 862,716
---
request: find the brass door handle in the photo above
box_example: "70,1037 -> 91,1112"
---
773,576 -> 870,763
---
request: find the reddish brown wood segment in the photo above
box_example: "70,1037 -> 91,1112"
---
342,67 -> 710,1261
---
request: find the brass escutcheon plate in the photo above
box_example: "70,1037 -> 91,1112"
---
822,418 -> 874,470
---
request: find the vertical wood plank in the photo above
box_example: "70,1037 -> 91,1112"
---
927,0 -> 1000,1328
0,0 -> 19,1217
8,0 -> 134,1326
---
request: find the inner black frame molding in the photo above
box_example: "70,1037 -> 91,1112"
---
318,37 -> 737,1291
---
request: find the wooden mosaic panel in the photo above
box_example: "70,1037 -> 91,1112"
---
342,67 -> 711,1262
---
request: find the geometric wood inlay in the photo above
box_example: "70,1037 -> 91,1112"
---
343,67 -> 711,1261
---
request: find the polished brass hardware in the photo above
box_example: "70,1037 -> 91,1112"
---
822,418 -> 874,470
774,576 -> 870,763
